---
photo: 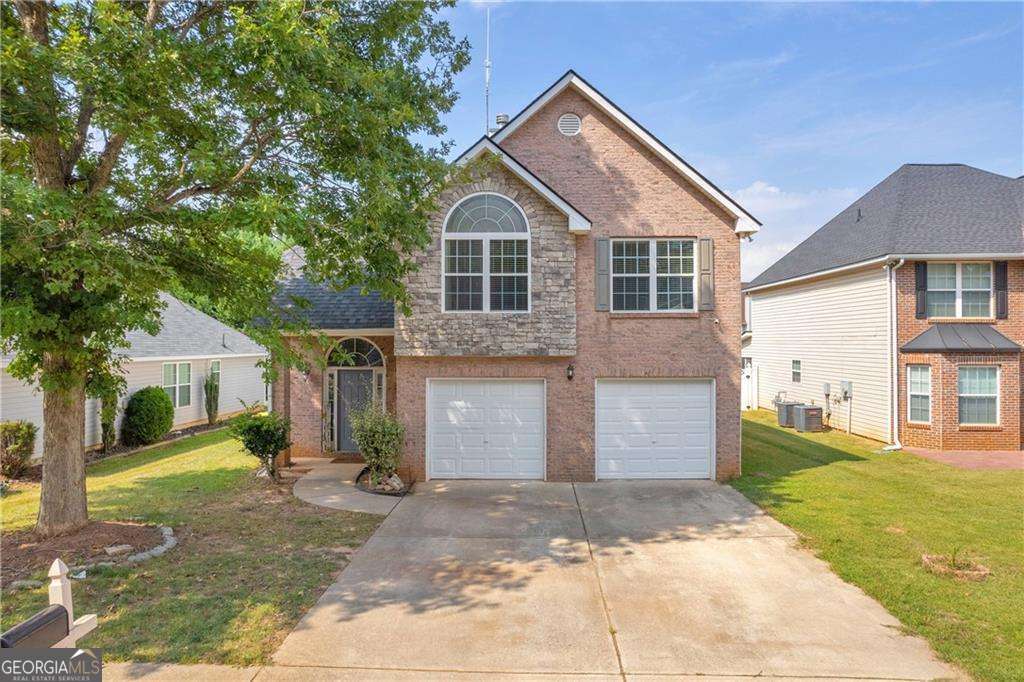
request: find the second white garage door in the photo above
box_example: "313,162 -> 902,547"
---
596,379 -> 714,479
427,379 -> 545,479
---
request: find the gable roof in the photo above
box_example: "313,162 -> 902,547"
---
454,137 -> 592,233
491,70 -> 761,235
747,164 -> 1024,291
273,249 -> 394,331
124,294 -> 267,360
901,323 -> 1020,353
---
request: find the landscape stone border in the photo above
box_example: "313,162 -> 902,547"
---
69,525 -> 177,575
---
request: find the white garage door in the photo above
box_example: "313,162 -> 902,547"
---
596,379 -> 714,479
427,379 -> 545,479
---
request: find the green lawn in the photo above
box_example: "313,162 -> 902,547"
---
734,409 -> 1024,682
1,430 -> 381,665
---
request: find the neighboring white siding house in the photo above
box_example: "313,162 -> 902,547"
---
744,266 -> 892,442
2,295 -> 268,459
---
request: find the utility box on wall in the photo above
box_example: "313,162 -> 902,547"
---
840,380 -> 853,400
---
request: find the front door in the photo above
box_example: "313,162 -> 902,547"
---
337,370 -> 373,452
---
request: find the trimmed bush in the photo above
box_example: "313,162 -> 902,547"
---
231,409 -> 290,480
349,406 -> 404,485
100,389 -> 119,452
121,386 -> 174,446
1,420 -> 38,478
203,373 -> 219,425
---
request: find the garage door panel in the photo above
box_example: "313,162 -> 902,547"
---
597,380 -> 713,480
428,380 -> 545,480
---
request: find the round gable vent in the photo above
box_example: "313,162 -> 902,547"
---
557,113 -> 581,136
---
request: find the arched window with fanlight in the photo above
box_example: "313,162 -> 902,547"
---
442,193 -> 530,312
323,338 -> 386,452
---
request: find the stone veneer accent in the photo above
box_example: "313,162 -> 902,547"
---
897,261 -> 1023,450
394,164 -> 576,357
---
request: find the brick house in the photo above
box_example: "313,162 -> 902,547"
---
273,70 -> 761,482
743,164 -> 1022,451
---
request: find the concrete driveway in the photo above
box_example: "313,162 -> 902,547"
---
271,480 -> 957,681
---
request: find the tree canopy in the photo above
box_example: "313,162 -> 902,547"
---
0,0 -> 469,535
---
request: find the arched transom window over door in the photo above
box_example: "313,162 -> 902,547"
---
443,193 -> 530,312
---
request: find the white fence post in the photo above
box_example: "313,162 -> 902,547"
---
47,559 -> 97,648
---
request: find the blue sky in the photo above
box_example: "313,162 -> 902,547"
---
434,2 -> 1023,279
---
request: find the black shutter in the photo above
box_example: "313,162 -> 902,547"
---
994,261 -> 1008,319
914,261 -> 927,319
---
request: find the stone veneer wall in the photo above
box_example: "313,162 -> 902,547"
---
394,164 -> 576,357
897,261 -> 1023,450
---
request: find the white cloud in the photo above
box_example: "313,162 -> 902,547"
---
733,181 -> 861,280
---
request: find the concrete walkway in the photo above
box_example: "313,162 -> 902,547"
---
271,479 -> 960,680
289,457 -> 402,514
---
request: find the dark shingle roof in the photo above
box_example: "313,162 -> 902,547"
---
901,324 -> 1020,353
125,294 -> 267,359
748,165 -> 1023,289
273,250 -> 394,330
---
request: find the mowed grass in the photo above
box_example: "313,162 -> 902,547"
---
734,409 -> 1024,682
1,429 -> 381,665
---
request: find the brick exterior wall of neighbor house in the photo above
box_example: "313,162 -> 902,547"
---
395,87 -> 744,481
896,261 -> 1023,450
394,164 -> 577,357
273,335 -> 397,459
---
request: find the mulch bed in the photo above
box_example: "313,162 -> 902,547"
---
1,521 -> 164,587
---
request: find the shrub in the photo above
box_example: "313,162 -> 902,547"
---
1,420 -> 38,478
231,409 -> 290,480
99,389 -> 119,452
203,373 -> 219,425
121,386 -> 174,446
349,406 -> 404,484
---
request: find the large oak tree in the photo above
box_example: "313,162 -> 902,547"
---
1,0 -> 468,536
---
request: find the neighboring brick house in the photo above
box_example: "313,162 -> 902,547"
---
273,70 -> 761,482
743,164 -> 1022,451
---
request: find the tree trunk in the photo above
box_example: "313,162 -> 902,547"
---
36,360 -> 89,537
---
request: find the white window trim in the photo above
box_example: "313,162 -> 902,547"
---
441,193 -> 532,314
210,359 -> 221,385
791,360 -> 801,383
927,261 -> 994,319
162,361 -> 192,409
609,238 -> 698,313
957,365 -> 1000,427
906,364 -> 931,425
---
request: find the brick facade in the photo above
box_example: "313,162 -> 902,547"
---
277,86 -> 745,480
396,87 -> 743,481
274,335 -> 396,459
896,261 -> 1023,450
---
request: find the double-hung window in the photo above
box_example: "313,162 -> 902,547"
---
443,193 -> 529,312
907,365 -> 931,424
791,360 -> 801,383
210,360 -> 221,386
958,366 -> 998,425
163,362 -> 191,408
611,238 -> 695,312
926,262 -> 992,318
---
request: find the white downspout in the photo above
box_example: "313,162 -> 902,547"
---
884,259 -> 905,451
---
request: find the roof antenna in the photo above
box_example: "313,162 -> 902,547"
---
484,5 -> 492,135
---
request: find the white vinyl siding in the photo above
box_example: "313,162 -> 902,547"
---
2,356 -> 267,461
744,267 -> 892,442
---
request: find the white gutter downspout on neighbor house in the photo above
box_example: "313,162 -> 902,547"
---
884,258 -> 906,451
